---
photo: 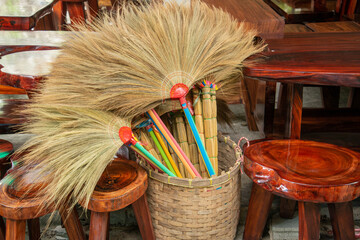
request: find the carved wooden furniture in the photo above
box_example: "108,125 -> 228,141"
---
244,32 -> 360,139
0,0 -> 56,30
79,158 -> 155,240
243,139 -> 360,240
0,163 -> 85,240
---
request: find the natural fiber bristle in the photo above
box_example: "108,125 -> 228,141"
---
34,0 -> 264,118
11,106 -> 130,214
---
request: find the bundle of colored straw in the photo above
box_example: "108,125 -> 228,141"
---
175,114 -> 192,179
211,84 -> 218,175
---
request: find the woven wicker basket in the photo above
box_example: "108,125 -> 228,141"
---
140,133 -> 242,240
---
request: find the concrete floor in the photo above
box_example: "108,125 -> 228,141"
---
1,86 -> 359,239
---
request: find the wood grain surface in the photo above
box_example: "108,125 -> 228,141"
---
245,32 -> 360,87
82,158 -> 148,212
244,139 -> 360,202
305,21 -> 360,32
200,0 -> 284,39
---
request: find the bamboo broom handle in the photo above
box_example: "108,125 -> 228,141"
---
201,85 -> 216,176
153,128 -> 183,178
147,126 -> 177,176
185,120 -> 200,173
168,117 -> 186,177
211,85 -> 218,175
193,88 -> 208,178
147,110 -> 200,178
140,130 -> 162,164
182,104 -> 215,177
175,115 -> 192,179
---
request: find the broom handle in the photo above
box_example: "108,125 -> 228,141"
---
148,128 -> 177,176
182,104 -> 215,177
153,129 -> 183,178
134,142 -> 176,177
130,145 -> 163,173
147,110 -> 201,178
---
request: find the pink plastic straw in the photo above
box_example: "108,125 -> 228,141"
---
150,109 -> 201,178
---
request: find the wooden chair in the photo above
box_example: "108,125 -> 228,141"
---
243,139 -> 360,240
79,157 -> 155,240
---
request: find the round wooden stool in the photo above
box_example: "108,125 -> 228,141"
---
0,165 -> 85,240
80,158 -> 155,240
243,139 -> 360,240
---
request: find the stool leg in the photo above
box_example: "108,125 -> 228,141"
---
89,211 -> 109,240
328,202 -> 355,240
280,198 -> 297,219
0,217 -> 5,240
243,183 -> 274,240
60,208 -> 86,240
6,219 -> 26,240
132,194 -> 155,240
298,202 -> 320,240
27,218 -> 40,240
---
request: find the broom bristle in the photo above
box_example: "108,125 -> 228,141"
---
8,106 -> 130,214
34,1 -> 264,118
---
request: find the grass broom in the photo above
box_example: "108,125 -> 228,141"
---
48,1 -> 264,176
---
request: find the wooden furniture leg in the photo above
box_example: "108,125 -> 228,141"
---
60,208 -> 86,240
328,202 -> 355,240
132,194 -> 155,240
279,198 -> 297,219
298,202 -> 320,240
279,84 -> 303,218
284,83 -> 303,139
6,219 -> 26,240
263,81 -> 277,136
89,211 -> 109,240
241,77 -> 259,131
243,184 -> 274,240
27,218 -> 40,240
0,217 -> 5,240
66,2 -> 85,25
322,86 -> 340,109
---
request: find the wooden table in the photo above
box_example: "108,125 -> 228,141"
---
244,32 -> 360,139
0,0 -> 56,30
201,0 -> 284,39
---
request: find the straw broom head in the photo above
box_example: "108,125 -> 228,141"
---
7,106 -> 130,213
38,0 -> 264,118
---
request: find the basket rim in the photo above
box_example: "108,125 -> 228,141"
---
142,132 -> 242,188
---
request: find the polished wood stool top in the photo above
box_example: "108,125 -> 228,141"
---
244,139 -> 360,203
243,139 -> 360,240
82,158 -> 148,212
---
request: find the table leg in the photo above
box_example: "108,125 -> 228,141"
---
263,81 -> 277,136
328,202 -> 355,240
284,83 -> 303,139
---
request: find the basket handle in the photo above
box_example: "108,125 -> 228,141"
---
236,137 -> 250,174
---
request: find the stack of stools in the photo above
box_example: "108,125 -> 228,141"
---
80,157 -> 155,240
243,139 -> 360,240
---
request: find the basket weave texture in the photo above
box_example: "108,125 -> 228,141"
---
143,133 -> 242,240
